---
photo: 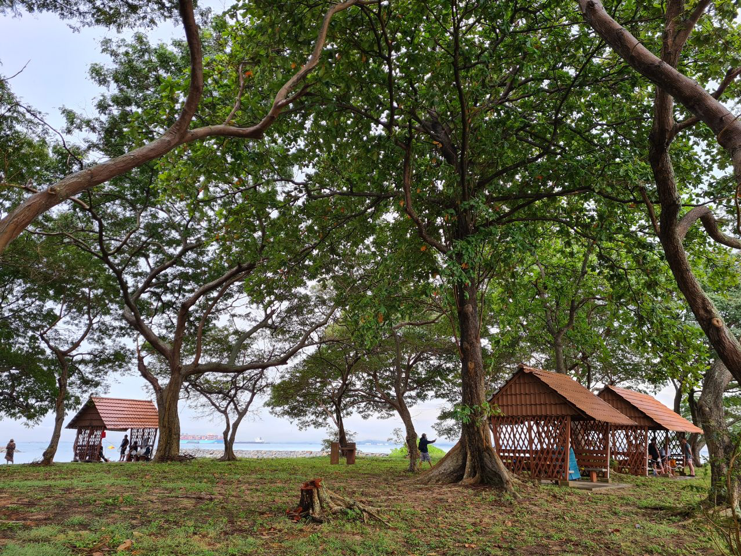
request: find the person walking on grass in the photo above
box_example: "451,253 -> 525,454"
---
119,434 -> 129,462
418,433 -> 436,468
680,437 -> 696,477
5,439 -> 15,464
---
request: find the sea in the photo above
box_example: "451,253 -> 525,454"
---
1,440 -> 455,465
1,440 -> 706,466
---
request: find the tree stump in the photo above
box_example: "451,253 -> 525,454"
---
286,478 -> 388,525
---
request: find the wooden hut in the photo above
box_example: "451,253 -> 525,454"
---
598,386 -> 703,475
489,365 -> 637,482
66,397 -> 159,462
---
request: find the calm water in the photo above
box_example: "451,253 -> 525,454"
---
1,440 -> 454,464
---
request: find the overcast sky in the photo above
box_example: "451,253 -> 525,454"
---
0,5 -> 678,446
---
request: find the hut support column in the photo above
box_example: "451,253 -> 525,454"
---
643,427 -> 649,477
560,416 -> 571,486
606,425 -> 611,483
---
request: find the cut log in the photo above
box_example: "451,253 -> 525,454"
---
286,478 -> 388,525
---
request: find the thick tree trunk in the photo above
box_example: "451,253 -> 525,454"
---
419,282 -> 515,492
697,359 -> 740,509
398,402 -> 419,472
41,368 -> 68,466
154,373 -> 183,462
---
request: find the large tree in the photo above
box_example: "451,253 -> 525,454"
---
575,0 -> 741,507
271,0 -> 662,488
0,0 -> 372,251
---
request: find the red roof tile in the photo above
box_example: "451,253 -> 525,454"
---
519,366 -> 636,426
66,397 -> 158,430
601,386 -> 703,434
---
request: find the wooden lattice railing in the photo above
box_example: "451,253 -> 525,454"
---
491,416 -> 569,480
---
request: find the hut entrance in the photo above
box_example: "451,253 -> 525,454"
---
599,386 -> 703,476
490,365 -> 637,482
66,397 -> 159,462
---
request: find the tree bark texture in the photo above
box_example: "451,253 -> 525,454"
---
398,402 -> 420,472
0,0 -> 369,253
41,367 -> 69,466
419,281 -> 515,491
154,374 -> 183,462
287,478 -> 388,524
697,359 -> 740,509
221,416 -> 236,462
336,406 -> 348,450
576,0 -> 741,389
554,336 -> 567,375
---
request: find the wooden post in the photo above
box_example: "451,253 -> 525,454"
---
330,442 -> 340,465
563,416 -> 571,484
605,424 -> 611,483
528,417 -> 534,474
643,426 -> 649,477
345,443 -> 356,465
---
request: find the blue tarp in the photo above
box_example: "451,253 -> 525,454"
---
568,447 -> 580,480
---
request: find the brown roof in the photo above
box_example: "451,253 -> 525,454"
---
600,386 -> 703,434
66,397 -> 159,431
491,365 -> 636,425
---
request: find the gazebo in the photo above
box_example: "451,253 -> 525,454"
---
598,385 -> 703,475
489,365 -> 637,482
66,397 -> 159,462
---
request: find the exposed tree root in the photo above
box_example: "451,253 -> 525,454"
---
416,442 -> 519,495
154,453 -> 195,463
287,478 -> 390,525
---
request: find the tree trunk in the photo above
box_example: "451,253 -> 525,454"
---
398,401 -> 419,472
220,414 -> 237,462
697,358 -> 740,509
419,281 -> 515,492
554,335 -> 567,375
673,380 -> 683,414
41,367 -> 68,466
687,389 -> 704,467
221,407 -> 248,462
336,407 -> 348,449
154,373 -> 183,462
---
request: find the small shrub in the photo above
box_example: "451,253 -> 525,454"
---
389,445 -> 446,459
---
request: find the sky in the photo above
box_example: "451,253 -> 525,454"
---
0,4 -> 679,447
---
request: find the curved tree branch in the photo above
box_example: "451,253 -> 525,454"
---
0,0 -> 374,253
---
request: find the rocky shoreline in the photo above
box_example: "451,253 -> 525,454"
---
181,448 -> 389,459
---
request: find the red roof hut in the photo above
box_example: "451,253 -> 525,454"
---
489,365 -> 637,482
598,386 -> 703,475
66,397 -> 159,462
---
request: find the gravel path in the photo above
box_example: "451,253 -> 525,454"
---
181,448 -> 388,459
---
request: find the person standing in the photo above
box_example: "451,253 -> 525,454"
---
119,434 -> 129,462
418,433 -> 436,468
680,437 -> 696,477
648,437 -> 664,475
5,439 -> 16,464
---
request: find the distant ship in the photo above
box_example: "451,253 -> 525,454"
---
237,437 -> 265,444
180,433 -> 223,443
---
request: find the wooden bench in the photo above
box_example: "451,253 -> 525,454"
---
582,467 -> 608,483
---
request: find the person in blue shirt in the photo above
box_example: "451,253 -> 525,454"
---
680,437 -> 696,477
418,433 -> 436,468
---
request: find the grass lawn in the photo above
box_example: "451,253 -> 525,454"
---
0,455 -> 720,556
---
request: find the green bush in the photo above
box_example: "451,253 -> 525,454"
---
389,444 -> 446,459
